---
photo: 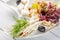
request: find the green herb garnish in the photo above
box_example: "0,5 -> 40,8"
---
10,16 -> 28,38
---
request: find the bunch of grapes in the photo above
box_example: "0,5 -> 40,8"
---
39,2 -> 60,24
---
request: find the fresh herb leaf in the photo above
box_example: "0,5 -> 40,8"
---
10,16 -> 28,38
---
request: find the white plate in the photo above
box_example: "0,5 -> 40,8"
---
0,0 -> 60,40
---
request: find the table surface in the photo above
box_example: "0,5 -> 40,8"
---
0,1 -> 60,40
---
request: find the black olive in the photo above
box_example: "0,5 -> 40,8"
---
16,0 -> 21,5
38,26 -> 45,32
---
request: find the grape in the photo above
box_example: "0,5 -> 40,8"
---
53,11 -> 60,19
46,15 -> 50,21
39,16 -> 46,21
47,9 -> 54,14
56,8 -> 60,18
50,18 -> 59,23
56,8 -> 60,14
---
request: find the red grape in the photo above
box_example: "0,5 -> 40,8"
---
38,2 -> 60,24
